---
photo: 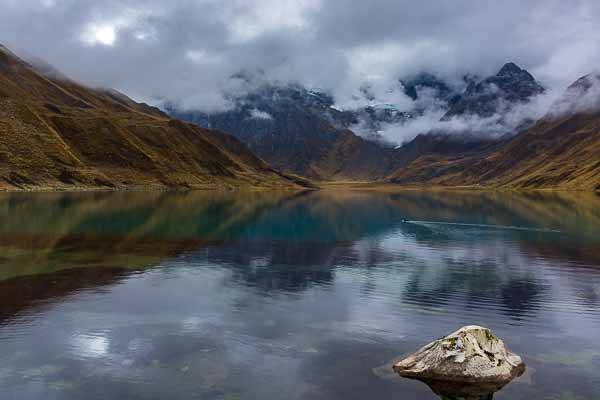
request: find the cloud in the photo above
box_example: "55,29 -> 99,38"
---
249,108 -> 273,120
0,0 -> 599,114
367,89 -> 564,145
546,74 -> 600,118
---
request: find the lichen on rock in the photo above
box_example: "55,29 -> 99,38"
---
393,325 -> 525,385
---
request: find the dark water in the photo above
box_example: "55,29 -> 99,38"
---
0,190 -> 599,400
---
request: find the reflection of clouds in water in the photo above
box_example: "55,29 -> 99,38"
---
249,256 -> 272,268
348,227 -> 600,342
179,315 -> 231,333
71,333 -> 109,359
1,240 -> 598,400
185,222 -> 600,347
373,227 -> 529,266
0,191 -> 599,400
359,226 -> 538,277
0,367 -> 13,380
127,337 -> 154,356
322,274 -> 413,341
181,316 -> 204,331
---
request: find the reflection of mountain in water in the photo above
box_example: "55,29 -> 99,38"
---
0,191 -> 297,280
0,191 -> 300,323
0,267 -> 129,324
0,189 -> 599,326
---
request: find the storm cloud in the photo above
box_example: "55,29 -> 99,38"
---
1,0 -> 599,112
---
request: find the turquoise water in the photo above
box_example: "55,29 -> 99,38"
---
0,190 -> 599,399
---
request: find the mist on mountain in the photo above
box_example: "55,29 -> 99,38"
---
165,61 -> 576,148
546,73 -> 600,118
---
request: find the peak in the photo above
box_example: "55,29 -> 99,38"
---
497,62 -> 525,76
401,72 -> 446,87
404,72 -> 438,81
568,73 -> 600,91
494,62 -> 539,85
401,72 -> 453,101
544,73 -> 600,119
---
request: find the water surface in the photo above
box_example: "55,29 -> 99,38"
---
0,190 -> 599,399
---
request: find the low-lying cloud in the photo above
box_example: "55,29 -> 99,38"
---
249,108 -> 273,120
546,74 -> 600,118
350,88 -> 566,145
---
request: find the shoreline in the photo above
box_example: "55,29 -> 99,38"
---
1,181 -> 597,193
0,185 -> 312,193
315,181 -> 600,193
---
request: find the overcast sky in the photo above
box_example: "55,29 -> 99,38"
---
1,0 -> 599,111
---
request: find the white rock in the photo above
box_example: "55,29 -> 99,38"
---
393,325 -> 525,384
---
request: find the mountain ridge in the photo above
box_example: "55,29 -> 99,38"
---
0,45 -> 309,191
386,86 -> 600,190
167,63 -> 549,182
1,43 -> 598,191
442,62 -> 545,120
167,84 -> 400,181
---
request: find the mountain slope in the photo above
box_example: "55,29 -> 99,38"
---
381,63 -> 562,185
0,45 -> 307,190
168,84 -> 400,180
401,72 -> 458,103
443,62 -> 545,119
168,64 -> 549,182
387,76 -> 600,190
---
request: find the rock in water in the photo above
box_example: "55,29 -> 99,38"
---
393,326 -> 525,384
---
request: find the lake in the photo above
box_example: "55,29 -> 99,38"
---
0,190 -> 599,399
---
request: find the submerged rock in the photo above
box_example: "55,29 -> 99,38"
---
393,326 -> 525,385
419,379 -> 509,400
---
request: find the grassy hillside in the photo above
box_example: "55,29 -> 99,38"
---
387,110 -> 600,190
0,45 -> 308,191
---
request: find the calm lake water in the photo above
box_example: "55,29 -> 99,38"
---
0,190 -> 599,400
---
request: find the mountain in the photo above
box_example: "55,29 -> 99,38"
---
166,61 -> 598,191
393,131 -> 505,166
167,64 -> 550,182
386,73 -> 600,190
401,72 -> 457,103
167,84 -> 402,180
443,62 -> 545,119
0,45 -> 309,190
10,41 -> 587,192
379,63 -> 547,177
547,73 -> 600,117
